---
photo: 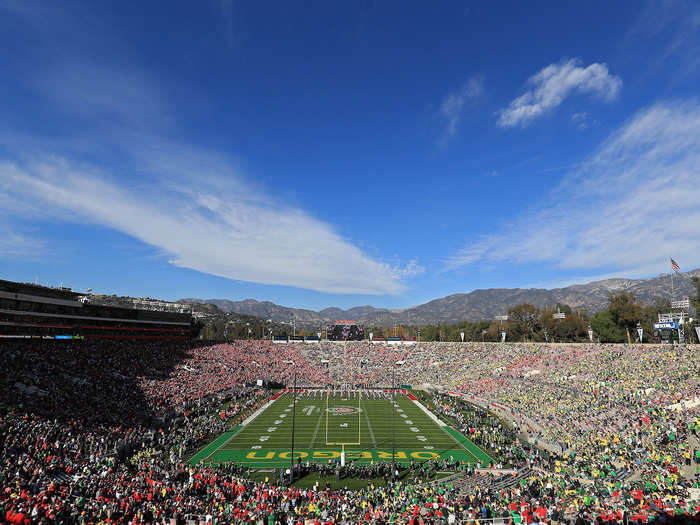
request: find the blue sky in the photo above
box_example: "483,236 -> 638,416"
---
1,0 -> 699,310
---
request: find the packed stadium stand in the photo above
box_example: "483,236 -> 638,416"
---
0,315 -> 698,523
0,279 -> 194,340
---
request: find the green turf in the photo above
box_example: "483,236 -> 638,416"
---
192,392 -> 494,468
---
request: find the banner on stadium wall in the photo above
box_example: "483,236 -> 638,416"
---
400,384 -> 412,389
654,322 -> 678,330
637,327 -> 643,343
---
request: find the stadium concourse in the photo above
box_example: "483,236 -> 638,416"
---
0,340 -> 699,524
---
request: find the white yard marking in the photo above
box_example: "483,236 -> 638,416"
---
258,436 -> 269,442
363,401 -> 378,448
266,427 -> 277,432
309,407 -> 323,449
410,427 -> 419,432
405,420 -> 413,425
274,420 -> 282,425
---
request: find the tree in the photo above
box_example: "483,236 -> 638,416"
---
688,277 -> 700,344
690,277 -> 700,312
551,312 -> 588,342
507,303 -> 541,341
608,292 -> 643,344
555,303 -> 572,315
590,309 -> 625,343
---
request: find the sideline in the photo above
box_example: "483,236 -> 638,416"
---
408,395 -> 442,425
189,426 -> 241,465
241,392 -> 283,426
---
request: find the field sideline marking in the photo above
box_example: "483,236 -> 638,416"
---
201,424 -> 245,464
240,395 -> 280,427
207,394 -> 284,463
403,396 -> 481,463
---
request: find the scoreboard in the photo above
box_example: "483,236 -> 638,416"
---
326,320 -> 365,341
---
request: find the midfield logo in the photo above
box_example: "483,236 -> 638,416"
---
327,406 -> 361,415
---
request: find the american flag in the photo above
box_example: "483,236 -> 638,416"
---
670,258 -> 680,272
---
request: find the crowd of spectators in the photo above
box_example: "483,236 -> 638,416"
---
1,339 -> 698,524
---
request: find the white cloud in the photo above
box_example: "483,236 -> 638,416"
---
0,155 -> 406,295
0,15 -> 412,296
448,99 -> 700,278
497,59 -> 621,128
439,76 -> 484,139
0,225 -> 45,260
392,260 -> 426,278
571,112 -> 589,129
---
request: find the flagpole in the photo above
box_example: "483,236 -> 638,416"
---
670,257 -> 674,303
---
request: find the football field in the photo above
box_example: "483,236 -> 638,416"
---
191,391 -> 494,468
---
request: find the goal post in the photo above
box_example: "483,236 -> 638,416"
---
325,387 -> 362,464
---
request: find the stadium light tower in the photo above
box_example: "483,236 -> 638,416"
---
391,359 -> 405,483
283,360 -> 297,481
321,359 -> 330,387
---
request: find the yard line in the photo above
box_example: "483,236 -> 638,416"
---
309,406 -> 323,449
363,403 -> 378,448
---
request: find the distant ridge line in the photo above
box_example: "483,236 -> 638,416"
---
180,268 -> 700,327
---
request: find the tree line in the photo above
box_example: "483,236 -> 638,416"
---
368,277 -> 700,344
197,277 -> 700,343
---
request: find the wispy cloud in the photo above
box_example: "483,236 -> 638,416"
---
448,99 -> 700,278
571,112 -> 589,129
0,5 -> 409,296
622,0 -> 700,80
0,225 -> 45,260
40,61 -> 168,127
217,0 -> 236,48
438,76 -> 484,140
497,59 -> 621,128
392,259 -> 426,279
0,155 -> 406,295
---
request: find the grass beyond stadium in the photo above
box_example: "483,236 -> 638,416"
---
191,391 -> 494,468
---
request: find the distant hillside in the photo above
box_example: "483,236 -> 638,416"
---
181,268 -> 700,327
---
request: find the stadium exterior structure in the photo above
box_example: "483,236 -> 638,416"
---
0,279 -> 194,339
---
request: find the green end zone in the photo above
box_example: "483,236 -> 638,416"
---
190,392 -> 494,468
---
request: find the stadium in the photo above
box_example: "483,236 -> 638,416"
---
1,277 -> 699,524
3,2 -> 700,524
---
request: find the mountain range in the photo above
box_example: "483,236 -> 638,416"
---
181,269 -> 699,327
